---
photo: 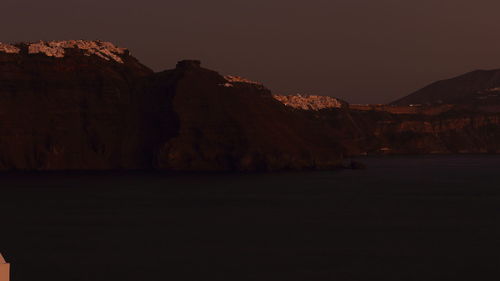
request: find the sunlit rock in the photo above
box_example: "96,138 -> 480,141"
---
26,40 -> 127,63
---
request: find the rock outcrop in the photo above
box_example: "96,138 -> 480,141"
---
150,61 -> 344,171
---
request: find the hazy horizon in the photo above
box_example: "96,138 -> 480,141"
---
3,0 -> 500,103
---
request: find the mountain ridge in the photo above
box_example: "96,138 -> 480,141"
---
392,68 -> 500,105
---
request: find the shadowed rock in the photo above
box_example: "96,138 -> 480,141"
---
0,40 -> 154,170
150,62 -> 344,171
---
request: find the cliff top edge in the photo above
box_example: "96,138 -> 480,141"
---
0,40 -> 128,63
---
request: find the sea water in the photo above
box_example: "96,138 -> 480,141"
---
0,155 -> 498,281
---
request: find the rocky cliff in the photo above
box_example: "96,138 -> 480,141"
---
0,40 -> 156,170
150,61 -> 344,171
5,39 -> 498,169
0,43 -> 344,171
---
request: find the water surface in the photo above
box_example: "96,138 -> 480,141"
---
0,155 -> 498,280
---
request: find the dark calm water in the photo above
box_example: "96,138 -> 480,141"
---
0,155 -> 499,281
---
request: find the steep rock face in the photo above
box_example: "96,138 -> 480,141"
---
151,61 -> 344,171
392,69 -> 500,105
0,41 -> 155,170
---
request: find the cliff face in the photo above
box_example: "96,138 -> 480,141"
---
0,44 -> 344,171
0,41 -> 156,170
150,61 -> 344,171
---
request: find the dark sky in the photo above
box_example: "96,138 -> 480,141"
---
3,0 -> 500,103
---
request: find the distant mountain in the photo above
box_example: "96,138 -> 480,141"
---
0,41 -> 344,171
392,69 -> 500,105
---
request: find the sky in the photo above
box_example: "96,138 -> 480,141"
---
3,0 -> 500,103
